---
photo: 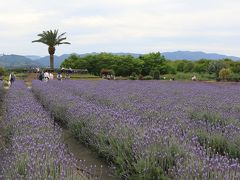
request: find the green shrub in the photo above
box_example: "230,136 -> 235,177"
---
227,73 -> 240,82
143,75 -> 153,80
210,134 -> 229,155
129,72 -> 138,80
153,70 -> 160,80
129,76 -> 138,80
219,68 -> 232,81
197,131 -> 209,147
0,67 -> 5,76
196,132 -> 240,159
189,110 -> 226,126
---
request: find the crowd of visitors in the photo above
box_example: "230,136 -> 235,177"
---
38,71 -> 70,82
38,71 -> 55,81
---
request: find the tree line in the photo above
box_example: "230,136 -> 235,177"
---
61,52 -> 240,81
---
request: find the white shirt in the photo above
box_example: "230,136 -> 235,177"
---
44,72 -> 50,79
49,73 -> 54,80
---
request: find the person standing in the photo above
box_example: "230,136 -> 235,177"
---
9,72 -> 16,86
49,72 -> 54,80
38,71 -> 44,81
57,72 -> 62,81
192,75 -> 197,81
44,71 -> 50,82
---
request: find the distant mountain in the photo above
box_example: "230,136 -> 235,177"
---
0,54 -> 41,68
35,54 -> 71,68
162,51 -> 240,61
91,52 -> 141,58
25,55 -> 42,60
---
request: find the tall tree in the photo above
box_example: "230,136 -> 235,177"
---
32,30 -> 70,69
139,52 -> 166,75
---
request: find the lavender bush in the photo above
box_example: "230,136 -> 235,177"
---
32,80 -> 240,179
0,81 -> 4,102
0,80 -> 5,154
0,81 -> 92,179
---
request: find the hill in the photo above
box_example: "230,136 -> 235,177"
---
0,55 -> 41,68
162,51 -> 240,61
25,55 -> 42,60
35,54 -> 70,68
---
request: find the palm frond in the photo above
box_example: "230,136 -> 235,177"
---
32,29 -> 70,47
57,42 -> 71,45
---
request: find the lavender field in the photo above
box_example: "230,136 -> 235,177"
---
0,82 -> 93,179
29,80 -> 240,179
0,80 -> 240,179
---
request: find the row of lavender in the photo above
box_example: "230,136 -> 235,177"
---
0,81 -> 5,101
0,81 -> 5,154
32,80 -> 240,179
0,81 -> 90,179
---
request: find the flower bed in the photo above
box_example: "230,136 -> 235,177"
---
32,80 -> 240,179
0,81 -> 90,179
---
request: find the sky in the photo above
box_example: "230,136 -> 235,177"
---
0,0 -> 239,56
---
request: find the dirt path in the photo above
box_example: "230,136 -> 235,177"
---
62,129 -> 118,180
23,73 -> 37,87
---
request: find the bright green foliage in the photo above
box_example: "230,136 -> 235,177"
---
219,68 -> 232,80
230,61 -> 240,73
61,52 -> 240,81
32,30 -> 70,47
227,73 -> 240,82
176,60 -> 194,73
183,61 -> 195,72
143,75 -> 153,80
62,53 -> 144,76
208,60 -> 227,77
0,66 -> 5,76
196,132 -> 240,159
189,110 -> 227,126
193,59 -> 211,73
139,52 -> 166,75
129,72 -> 138,80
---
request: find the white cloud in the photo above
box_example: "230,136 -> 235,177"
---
0,0 -> 239,56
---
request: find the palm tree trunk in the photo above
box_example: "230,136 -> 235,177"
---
50,54 -> 54,69
48,46 -> 55,69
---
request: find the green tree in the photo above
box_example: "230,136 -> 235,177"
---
208,60 -> 226,78
176,61 -> 185,72
139,52 -> 166,75
183,61 -> 195,73
150,69 -> 160,79
219,68 -> 232,81
230,62 -> 240,73
0,67 -> 5,76
113,56 -> 143,76
32,30 -> 70,69
194,59 -> 211,73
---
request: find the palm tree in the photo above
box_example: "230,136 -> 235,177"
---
32,30 -> 70,69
